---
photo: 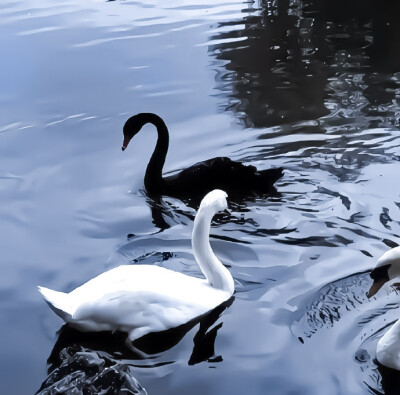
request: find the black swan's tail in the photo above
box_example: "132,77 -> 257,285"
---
259,167 -> 284,186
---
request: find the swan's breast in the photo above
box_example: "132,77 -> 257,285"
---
377,320 -> 400,370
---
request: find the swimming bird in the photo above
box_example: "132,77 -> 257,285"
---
368,246 -> 400,370
122,113 -> 283,201
38,190 -> 234,346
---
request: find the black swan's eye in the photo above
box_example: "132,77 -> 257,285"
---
370,264 -> 390,281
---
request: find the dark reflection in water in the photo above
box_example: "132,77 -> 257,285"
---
146,195 -> 173,231
377,364 -> 400,395
36,339 -> 147,395
37,298 -> 233,394
145,191 -> 282,232
210,0 -> 400,128
135,297 -> 233,360
2,0 -> 400,394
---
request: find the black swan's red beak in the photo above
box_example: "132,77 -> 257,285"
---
122,136 -> 130,151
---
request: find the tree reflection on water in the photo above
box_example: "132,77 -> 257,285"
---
209,0 -> 400,129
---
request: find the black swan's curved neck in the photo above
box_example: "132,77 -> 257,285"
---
141,114 -> 169,193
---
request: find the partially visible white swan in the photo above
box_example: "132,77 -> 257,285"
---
368,246 -> 400,370
38,189 -> 234,344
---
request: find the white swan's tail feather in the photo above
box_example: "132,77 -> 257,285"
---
38,286 -> 74,322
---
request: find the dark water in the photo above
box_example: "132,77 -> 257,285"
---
1,0 -> 400,394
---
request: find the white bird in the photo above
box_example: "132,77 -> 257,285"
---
368,246 -> 400,370
38,189 -> 234,346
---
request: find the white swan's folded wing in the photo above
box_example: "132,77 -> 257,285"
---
68,265 -> 229,335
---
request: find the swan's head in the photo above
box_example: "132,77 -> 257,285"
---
199,189 -> 228,214
368,246 -> 400,298
122,113 -> 150,151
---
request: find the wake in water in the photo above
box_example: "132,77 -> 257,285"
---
291,269 -> 400,394
291,271 -> 372,340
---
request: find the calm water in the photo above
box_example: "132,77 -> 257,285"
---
1,0 -> 400,394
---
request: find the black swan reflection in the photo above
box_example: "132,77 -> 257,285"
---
122,113 -> 283,201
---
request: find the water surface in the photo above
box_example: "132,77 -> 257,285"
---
1,0 -> 400,394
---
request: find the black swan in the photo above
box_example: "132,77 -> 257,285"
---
122,113 -> 283,200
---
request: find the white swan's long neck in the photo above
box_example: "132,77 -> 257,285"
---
192,207 -> 234,295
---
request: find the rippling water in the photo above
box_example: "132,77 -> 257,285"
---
1,0 -> 400,394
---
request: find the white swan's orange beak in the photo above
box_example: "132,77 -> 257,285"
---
367,278 -> 387,298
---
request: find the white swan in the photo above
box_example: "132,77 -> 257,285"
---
368,246 -> 400,370
38,189 -> 234,345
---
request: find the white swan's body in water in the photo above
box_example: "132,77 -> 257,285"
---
368,246 -> 400,370
38,190 -> 234,343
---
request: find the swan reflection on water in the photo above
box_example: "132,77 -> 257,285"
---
144,190 -> 282,233
36,298 -> 233,394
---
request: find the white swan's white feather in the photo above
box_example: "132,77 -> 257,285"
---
38,189 -> 234,342
377,246 -> 400,268
370,246 -> 400,369
38,286 -> 73,321
377,319 -> 400,370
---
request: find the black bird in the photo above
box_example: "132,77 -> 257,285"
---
122,113 -> 283,201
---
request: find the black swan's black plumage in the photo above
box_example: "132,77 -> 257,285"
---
122,113 -> 283,200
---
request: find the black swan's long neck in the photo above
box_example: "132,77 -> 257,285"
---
143,114 -> 169,193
